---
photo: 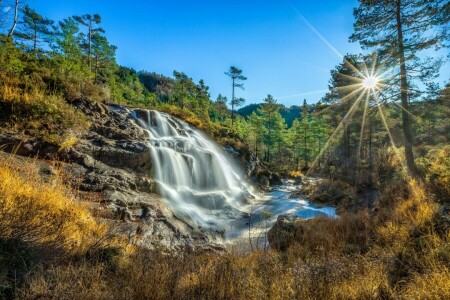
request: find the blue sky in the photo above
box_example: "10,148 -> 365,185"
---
26,0 -> 448,106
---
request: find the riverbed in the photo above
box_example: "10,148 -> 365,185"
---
225,179 -> 337,250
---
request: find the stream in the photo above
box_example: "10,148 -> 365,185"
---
226,180 -> 337,249
131,109 -> 336,248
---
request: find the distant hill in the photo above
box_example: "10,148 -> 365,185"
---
237,103 -> 303,127
138,71 -> 174,102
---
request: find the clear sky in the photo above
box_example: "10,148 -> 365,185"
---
26,0 -> 448,107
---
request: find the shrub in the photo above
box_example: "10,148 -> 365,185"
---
417,145 -> 450,203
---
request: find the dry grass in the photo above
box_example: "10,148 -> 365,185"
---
1,149 -> 448,299
417,145 -> 450,203
287,170 -> 303,178
0,159 -> 107,254
299,178 -> 358,213
402,266 -> 450,299
16,176 -> 448,299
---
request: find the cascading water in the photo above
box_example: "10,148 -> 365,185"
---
132,110 -> 253,231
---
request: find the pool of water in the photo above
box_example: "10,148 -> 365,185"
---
225,179 -> 337,244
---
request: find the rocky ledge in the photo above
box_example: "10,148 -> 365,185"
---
0,100 -> 225,253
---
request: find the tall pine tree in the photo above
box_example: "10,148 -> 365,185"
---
225,66 -> 247,126
350,0 -> 449,175
14,5 -> 54,56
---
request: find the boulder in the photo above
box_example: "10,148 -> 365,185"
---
267,215 -> 298,251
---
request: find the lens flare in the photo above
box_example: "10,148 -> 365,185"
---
363,76 -> 379,89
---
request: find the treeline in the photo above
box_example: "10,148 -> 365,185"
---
0,3 -> 232,146
0,4 -> 151,104
0,1 -> 331,175
1,1 -> 448,183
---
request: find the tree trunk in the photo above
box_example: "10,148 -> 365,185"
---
318,137 -> 322,168
369,121 -> 373,185
344,123 -> 349,175
231,77 -> 235,126
304,126 -> 308,169
33,27 -> 37,56
395,0 -> 418,176
7,0 -> 19,37
88,21 -> 92,70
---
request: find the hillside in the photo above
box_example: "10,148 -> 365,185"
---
238,103 -> 303,127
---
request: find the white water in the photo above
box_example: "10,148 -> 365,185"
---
133,110 -> 253,231
131,109 -> 336,239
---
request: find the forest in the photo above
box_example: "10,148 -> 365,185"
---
0,0 -> 449,299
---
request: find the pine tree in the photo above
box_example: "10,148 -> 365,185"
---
53,17 -> 83,59
91,32 -> 117,83
350,0 -> 449,176
259,94 -> 279,162
225,66 -> 247,125
248,112 -> 265,158
14,5 -> 53,56
74,14 -> 104,70
213,93 -> 228,121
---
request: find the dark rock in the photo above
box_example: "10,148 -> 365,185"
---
0,101 -> 227,254
268,215 -> 298,251
256,170 -> 283,187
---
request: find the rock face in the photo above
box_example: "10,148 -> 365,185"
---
0,100 -> 224,253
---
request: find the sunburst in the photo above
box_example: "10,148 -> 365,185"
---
288,5 -> 419,178
363,76 -> 379,89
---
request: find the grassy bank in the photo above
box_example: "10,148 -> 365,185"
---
0,151 -> 447,299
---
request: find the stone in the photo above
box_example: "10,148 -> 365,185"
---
267,215 -> 298,251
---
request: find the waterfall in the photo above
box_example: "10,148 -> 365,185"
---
132,109 -> 252,231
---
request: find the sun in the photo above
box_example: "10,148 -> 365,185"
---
363,76 -> 379,89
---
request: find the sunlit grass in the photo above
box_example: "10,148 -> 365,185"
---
0,158 -> 107,254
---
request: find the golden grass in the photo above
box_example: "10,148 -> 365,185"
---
0,145 -> 446,299
402,266 -> 450,299
58,135 -> 78,151
287,170 -> 303,178
0,159 -> 106,254
417,145 -> 450,202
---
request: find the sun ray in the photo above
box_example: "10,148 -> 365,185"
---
335,83 -> 365,91
358,91 -> 371,160
335,72 -> 364,83
317,86 -> 366,115
370,52 -> 379,77
289,3 -> 366,79
307,89 -> 367,175
373,93 -> 408,172
392,101 -> 421,121
342,57 -> 366,79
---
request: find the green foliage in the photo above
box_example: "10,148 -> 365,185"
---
14,5 -> 54,55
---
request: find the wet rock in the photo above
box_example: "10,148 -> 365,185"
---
0,100 -> 227,254
256,170 -> 283,187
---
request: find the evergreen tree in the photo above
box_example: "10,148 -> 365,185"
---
14,5 -> 54,56
91,31 -> 117,83
259,94 -> 279,162
212,94 -> 228,122
195,79 -> 211,121
350,0 -> 449,175
73,14 -> 104,70
300,99 -> 311,169
172,71 -> 193,108
52,17 -> 83,59
247,112 -> 265,158
225,66 -> 247,125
